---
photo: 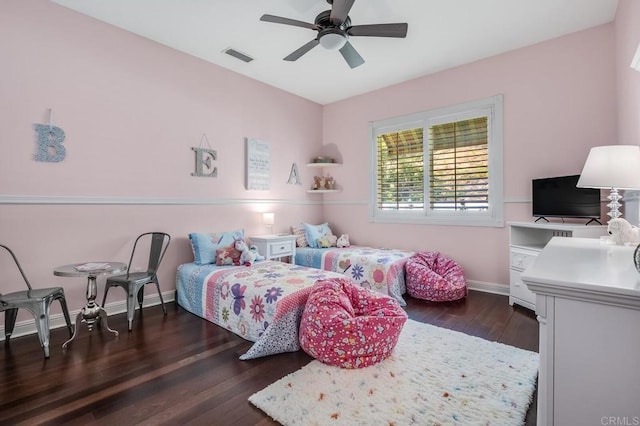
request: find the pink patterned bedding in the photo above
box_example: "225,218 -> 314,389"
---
176,260 -> 344,359
295,246 -> 414,306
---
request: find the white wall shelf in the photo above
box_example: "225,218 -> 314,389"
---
307,161 -> 341,192
306,162 -> 341,168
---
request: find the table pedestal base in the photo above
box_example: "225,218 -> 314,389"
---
62,274 -> 118,349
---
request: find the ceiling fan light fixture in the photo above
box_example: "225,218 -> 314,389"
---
319,29 -> 347,50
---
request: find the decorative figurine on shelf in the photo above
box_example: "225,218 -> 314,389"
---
313,156 -> 334,164
607,218 -> 640,245
313,176 -> 326,190
325,176 -> 335,190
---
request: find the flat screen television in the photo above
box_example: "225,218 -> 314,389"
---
532,175 -> 601,221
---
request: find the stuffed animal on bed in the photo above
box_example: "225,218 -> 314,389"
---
317,234 -> 338,248
607,218 -> 640,245
234,239 -> 265,266
216,245 -> 241,266
337,234 -> 350,248
250,244 -> 265,261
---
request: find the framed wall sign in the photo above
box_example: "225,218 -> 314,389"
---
246,138 -> 270,190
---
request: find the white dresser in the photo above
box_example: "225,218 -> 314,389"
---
521,237 -> 640,426
509,222 -> 607,310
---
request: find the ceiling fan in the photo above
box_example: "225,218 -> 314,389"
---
260,0 -> 408,69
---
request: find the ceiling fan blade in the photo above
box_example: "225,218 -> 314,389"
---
330,0 -> 356,25
347,23 -> 408,38
260,14 -> 318,31
284,39 -> 320,61
339,41 -> 365,69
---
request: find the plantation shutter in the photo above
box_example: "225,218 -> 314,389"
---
428,117 -> 489,211
376,128 -> 424,210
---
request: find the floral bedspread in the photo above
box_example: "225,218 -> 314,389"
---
176,261 -> 344,359
295,246 -> 414,306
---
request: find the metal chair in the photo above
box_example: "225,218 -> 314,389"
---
0,244 -> 73,358
101,232 -> 171,331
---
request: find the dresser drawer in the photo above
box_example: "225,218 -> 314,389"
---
510,248 -> 539,271
510,269 -> 536,307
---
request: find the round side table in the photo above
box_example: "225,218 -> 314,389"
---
54,262 -> 127,349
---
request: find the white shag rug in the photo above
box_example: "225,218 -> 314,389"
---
249,319 -> 539,425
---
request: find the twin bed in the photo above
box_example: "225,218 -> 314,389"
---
294,245 -> 414,306
176,239 -> 414,359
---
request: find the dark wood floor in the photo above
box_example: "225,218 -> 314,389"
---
0,290 -> 539,425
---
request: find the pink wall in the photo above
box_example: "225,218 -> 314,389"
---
616,0 -> 640,145
0,0 -> 627,328
0,0 -> 324,317
322,25 -> 617,287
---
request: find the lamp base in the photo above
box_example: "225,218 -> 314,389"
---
606,188 -> 623,220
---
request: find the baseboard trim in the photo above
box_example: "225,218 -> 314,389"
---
0,291 -> 176,341
2,282 -> 508,341
467,280 -> 510,296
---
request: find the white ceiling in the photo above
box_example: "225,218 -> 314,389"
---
51,0 -> 618,105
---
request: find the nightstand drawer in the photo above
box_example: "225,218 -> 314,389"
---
249,235 -> 297,263
270,241 -> 294,256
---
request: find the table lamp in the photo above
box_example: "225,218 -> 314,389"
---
577,145 -> 640,220
263,212 -> 275,234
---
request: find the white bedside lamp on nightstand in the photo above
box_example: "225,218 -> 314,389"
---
263,212 -> 275,234
577,145 -> 640,221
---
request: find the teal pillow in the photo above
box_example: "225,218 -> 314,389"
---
189,229 -> 245,265
303,222 -> 332,248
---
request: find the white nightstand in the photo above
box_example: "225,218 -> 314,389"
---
250,234 -> 297,263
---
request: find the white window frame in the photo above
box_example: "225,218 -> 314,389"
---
369,95 -> 504,227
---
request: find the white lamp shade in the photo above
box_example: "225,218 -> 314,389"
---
577,145 -> 640,190
262,212 -> 275,225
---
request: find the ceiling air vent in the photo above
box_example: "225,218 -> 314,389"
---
223,48 -> 254,63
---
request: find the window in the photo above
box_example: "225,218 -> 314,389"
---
369,95 -> 503,227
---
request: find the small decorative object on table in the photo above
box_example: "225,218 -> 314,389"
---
74,262 -> 111,271
634,244 -> 640,273
607,218 -> 640,245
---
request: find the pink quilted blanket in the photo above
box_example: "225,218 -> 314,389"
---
197,261 -> 345,359
321,246 -> 414,305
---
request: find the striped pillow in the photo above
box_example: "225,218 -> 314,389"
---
291,225 -> 308,247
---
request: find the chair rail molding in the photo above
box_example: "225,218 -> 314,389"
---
0,195 -> 321,206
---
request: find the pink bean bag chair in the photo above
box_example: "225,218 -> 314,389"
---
405,251 -> 467,302
299,277 -> 407,369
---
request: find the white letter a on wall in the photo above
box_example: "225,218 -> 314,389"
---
287,163 -> 301,185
